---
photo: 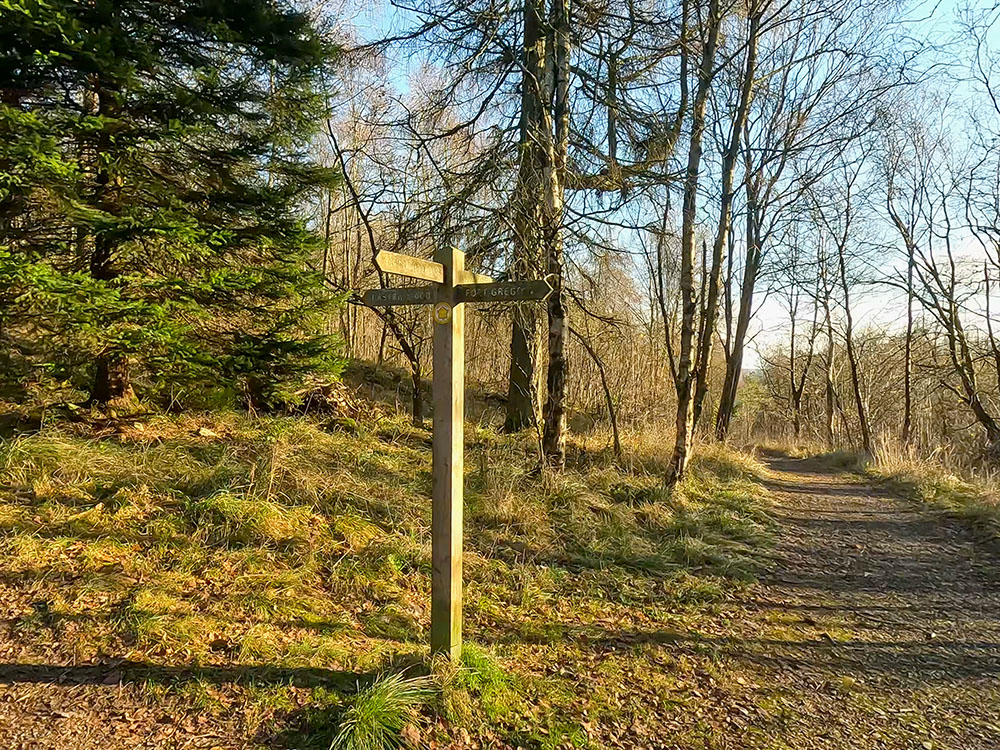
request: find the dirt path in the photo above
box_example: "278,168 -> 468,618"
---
721,456 -> 1000,749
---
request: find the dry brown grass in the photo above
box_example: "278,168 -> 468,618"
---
870,448 -> 1000,542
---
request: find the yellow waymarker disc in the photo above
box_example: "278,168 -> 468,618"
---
433,302 -> 452,324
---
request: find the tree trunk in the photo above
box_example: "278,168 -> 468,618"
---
714,211 -> 761,441
90,233 -> 134,404
836,238 -> 873,455
88,81 -> 132,406
887,190 -> 916,445
505,306 -> 537,432
814,242 -> 838,449
505,0 -> 548,433
91,355 -> 133,405
902,247 -> 914,443
410,363 -> 425,428
571,327 -> 621,458
541,0 -> 571,469
984,264 -> 1000,454
667,0 -> 722,485
946,302 -> 1000,444
984,264 -> 1000,417
691,5 -> 760,428
789,293 -> 817,442
788,306 -> 798,438
824,307 -> 837,449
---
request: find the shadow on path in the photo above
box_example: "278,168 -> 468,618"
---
750,455 -> 1000,688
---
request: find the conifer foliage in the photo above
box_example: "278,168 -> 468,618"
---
0,0 -> 342,409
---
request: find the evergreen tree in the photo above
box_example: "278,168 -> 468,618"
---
0,0 -> 342,408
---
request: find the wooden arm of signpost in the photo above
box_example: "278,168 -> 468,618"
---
375,251 -> 445,284
375,250 -> 492,286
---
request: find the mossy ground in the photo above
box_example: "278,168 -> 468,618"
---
0,410 -> 775,748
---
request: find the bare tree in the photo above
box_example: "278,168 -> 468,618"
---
665,0 -> 726,485
714,0 -> 912,440
812,154 -> 875,454
781,231 -> 819,438
689,0 -> 765,428
883,112 -> 934,444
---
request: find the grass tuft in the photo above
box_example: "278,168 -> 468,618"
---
193,491 -> 324,548
458,643 -> 515,720
330,672 -> 435,750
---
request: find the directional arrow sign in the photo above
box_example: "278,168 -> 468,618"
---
356,252 -> 554,662
455,279 -> 553,303
363,286 -> 436,306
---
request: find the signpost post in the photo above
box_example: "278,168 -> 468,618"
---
362,249 -> 551,658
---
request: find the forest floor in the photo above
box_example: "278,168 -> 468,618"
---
0,410 -> 998,749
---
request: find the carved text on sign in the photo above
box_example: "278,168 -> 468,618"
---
455,279 -> 552,303
363,287 -> 435,306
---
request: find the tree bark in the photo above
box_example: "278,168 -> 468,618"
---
410,362 -> 425,428
944,298 -> 1000,443
88,81 -> 133,406
886,185 -> 916,444
823,290 -> 837,449
984,264 -> 1000,439
714,207 -> 762,440
691,4 -> 760,428
790,293 -> 817,440
836,235 -> 874,455
505,306 -> 537,431
571,326 -> 621,458
789,302 -> 799,437
902,202 -> 1000,446
90,234 -> 134,404
91,355 -> 133,406
902,247 -> 914,443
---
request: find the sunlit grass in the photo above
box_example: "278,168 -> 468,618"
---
0,410 -> 776,745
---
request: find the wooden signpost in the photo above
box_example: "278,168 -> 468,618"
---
362,248 -> 552,659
